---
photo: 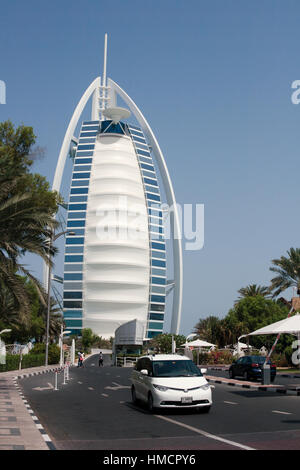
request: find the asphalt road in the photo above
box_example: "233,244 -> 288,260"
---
18,355 -> 300,450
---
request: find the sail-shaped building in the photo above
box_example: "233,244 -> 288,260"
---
52,35 -> 182,340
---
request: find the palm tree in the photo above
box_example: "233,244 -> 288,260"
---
37,296 -> 63,342
236,284 -> 271,303
0,275 -> 63,343
269,248 -> 300,297
0,179 -> 58,320
0,280 -> 22,328
0,120 -> 60,328
193,316 -> 227,347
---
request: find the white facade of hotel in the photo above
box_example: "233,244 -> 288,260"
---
51,37 -> 182,339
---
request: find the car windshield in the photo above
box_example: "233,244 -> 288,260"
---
152,360 -> 202,378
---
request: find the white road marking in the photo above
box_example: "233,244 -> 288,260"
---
224,401 -> 238,405
32,383 -> 54,391
101,393 -> 109,397
155,415 -> 255,451
77,381 -> 82,384
88,387 -> 94,391
272,410 -> 292,415
105,382 -> 131,391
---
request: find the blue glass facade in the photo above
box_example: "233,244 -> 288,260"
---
63,121 -> 99,331
63,120 -> 166,338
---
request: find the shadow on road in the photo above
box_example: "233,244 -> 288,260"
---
125,401 -> 212,416
229,390 -> 280,398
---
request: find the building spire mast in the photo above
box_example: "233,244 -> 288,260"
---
99,33 -> 108,120
103,33 -> 108,89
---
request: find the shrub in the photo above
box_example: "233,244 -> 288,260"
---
0,353 -> 44,372
193,349 -> 233,365
284,347 -> 295,367
21,354 -> 45,368
29,343 -> 60,365
0,354 -> 20,372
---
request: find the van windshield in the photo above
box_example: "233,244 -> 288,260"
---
152,360 -> 202,378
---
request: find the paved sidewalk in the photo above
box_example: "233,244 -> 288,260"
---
0,365 -> 59,450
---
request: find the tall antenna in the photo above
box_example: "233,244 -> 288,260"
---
103,33 -> 108,89
99,33 -> 108,120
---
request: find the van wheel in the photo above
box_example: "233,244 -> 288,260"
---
131,386 -> 137,404
147,393 -> 154,413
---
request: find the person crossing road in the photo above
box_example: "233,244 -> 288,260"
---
98,352 -> 104,367
77,351 -> 85,367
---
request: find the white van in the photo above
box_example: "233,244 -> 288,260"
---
130,354 -> 212,412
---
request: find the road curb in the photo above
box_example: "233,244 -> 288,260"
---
13,367 -> 59,380
206,376 -> 300,396
12,377 -> 56,450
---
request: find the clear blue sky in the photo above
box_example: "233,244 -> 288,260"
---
1,0 -> 300,335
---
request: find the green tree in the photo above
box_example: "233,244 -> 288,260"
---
81,328 -> 99,353
269,248 -> 300,297
0,276 -> 62,344
148,333 -> 186,353
193,316 -> 228,347
236,284 -> 271,303
0,120 -> 60,321
225,295 -> 289,349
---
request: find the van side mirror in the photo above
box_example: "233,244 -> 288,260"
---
201,368 -> 207,375
140,369 -> 148,376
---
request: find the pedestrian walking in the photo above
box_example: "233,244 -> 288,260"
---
77,351 -> 84,367
99,351 -> 104,367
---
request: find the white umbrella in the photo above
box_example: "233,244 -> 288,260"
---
180,339 -> 216,348
234,342 -> 253,349
248,313 -> 300,336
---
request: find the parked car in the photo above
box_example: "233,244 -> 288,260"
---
130,354 -> 212,412
229,355 -> 276,382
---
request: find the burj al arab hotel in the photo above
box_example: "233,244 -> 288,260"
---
52,35 -> 182,340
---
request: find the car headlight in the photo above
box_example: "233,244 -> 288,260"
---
153,384 -> 169,392
199,384 -> 211,391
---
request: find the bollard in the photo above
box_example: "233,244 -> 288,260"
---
262,363 -> 271,385
54,370 -> 58,391
63,366 -> 66,385
66,364 -> 69,381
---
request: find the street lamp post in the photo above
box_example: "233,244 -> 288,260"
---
59,327 -> 71,367
45,230 -> 75,367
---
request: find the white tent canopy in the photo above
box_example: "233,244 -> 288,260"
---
234,342 -> 253,349
181,339 -> 216,348
248,313 -> 300,336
